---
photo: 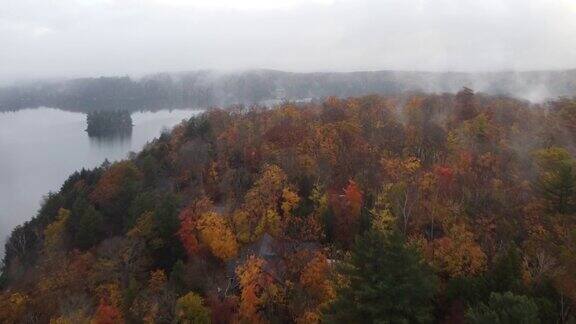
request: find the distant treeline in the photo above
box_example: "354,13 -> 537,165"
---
2,69 -> 576,112
86,110 -> 133,137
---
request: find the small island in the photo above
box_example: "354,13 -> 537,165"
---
86,110 -> 133,137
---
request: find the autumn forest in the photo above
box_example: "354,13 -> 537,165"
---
2,90 -> 576,323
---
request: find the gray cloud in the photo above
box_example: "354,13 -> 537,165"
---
1,0 -> 576,83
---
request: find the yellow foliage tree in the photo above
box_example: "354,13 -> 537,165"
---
232,210 -> 252,244
255,209 -> 282,238
0,292 -> 29,323
430,222 -> 487,277
197,211 -> 239,261
281,188 -> 300,217
174,292 -> 211,324
240,164 -> 296,241
44,208 -> 70,255
371,208 -> 396,235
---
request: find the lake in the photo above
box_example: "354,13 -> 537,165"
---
0,108 -> 203,257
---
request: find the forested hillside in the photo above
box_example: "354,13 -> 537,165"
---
2,90 -> 576,323
2,69 -> 576,112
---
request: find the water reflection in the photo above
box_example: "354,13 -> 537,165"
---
88,128 -> 133,150
0,107 -> 202,256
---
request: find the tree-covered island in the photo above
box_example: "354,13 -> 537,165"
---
86,110 -> 133,137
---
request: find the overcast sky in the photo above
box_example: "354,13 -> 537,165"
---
2,0 -> 576,82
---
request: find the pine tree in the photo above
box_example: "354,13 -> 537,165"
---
466,292 -> 539,324
325,229 -> 437,323
534,147 -> 576,214
75,205 -> 104,250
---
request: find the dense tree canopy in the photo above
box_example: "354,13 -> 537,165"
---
2,92 -> 576,323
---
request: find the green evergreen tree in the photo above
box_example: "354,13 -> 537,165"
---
466,292 -> 539,324
127,191 -> 157,230
75,206 -> 104,250
170,259 -> 187,294
534,147 -> 576,214
490,246 -> 523,294
153,194 -> 184,269
325,230 -> 437,323
321,207 -> 335,244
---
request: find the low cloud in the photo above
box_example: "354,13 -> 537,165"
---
1,0 -> 576,83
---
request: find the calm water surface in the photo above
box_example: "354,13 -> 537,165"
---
0,108 -> 202,256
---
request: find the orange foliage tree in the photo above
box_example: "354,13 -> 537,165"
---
92,301 -> 124,324
90,161 -> 142,207
236,256 -> 281,323
332,180 -> 363,246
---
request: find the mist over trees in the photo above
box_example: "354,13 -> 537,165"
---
2,91 -> 576,322
2,69 -> 576,112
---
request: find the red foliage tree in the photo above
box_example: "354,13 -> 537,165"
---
177,197 -> 213,257
93,300 -> 124,324
332,180 -> 363,246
